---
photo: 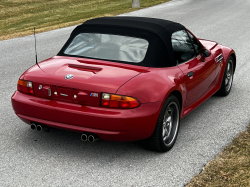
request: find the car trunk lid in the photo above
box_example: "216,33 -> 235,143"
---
24,56 -> 148,106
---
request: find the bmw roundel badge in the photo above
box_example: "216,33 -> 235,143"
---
65,74 -> 74,80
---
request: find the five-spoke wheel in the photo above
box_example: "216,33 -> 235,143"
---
162,102 -> 179,147
217,56 -> 234,96
142,95 -> 180,152
225,59 -> 233,92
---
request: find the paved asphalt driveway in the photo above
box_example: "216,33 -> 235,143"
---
1,0 -> 250,186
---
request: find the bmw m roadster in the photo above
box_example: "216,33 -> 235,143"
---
11,17 -> 236,152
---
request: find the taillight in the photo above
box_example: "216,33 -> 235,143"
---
101,93 -> 140,109
17,80 -> 34,95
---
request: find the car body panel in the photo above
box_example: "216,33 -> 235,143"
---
12,91 -> 162,141
116,66 -> 185,104
24,56 -> 148,95
180,43 -> 235,117
177,54 -> 216,108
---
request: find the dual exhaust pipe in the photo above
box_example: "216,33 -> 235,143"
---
81,133 -> 99,143
31,123 -> 99,142
31,123 -> 49,132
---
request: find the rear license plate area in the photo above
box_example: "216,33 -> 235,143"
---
52,85 -> 78,103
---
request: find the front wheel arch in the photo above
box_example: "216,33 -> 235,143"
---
217,55 -> 234,96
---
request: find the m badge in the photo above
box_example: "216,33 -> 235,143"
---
90,93 -> 98,97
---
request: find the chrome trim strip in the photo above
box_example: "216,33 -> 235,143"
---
215,53 -> 223,63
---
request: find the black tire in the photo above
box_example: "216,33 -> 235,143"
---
217,56 -> 234,96
141,95 -> 180,152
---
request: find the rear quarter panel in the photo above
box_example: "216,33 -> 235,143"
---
116,66 -> 186,110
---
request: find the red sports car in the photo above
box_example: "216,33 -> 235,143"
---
11,17 -> 236,152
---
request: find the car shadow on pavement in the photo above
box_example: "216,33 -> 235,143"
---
15,125 -> 164,165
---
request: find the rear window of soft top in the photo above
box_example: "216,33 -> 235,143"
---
64,33 -> 149,63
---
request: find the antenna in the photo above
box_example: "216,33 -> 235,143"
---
33,27 -> 38,66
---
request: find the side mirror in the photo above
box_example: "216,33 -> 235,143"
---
201,49 -> 210,58
199,49 -> 210,62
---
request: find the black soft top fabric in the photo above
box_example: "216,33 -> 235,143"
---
58,17 -> 186,67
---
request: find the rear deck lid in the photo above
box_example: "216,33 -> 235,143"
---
24,56 -> 148,106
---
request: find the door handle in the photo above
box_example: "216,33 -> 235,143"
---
187,71 -> 194,77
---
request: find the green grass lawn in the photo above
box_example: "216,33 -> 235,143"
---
0,0 -> 170,40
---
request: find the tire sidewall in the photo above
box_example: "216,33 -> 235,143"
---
157,95 -> 181,152
221,56 -> 234,95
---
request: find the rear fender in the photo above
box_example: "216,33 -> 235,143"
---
116,67 -> 186,111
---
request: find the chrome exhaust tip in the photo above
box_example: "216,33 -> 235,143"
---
88,134 -> 99,143
81,134 -> 88,142
31,123 -> 37,130
36,125 -> 42,132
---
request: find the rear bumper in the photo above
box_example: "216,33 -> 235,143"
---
11,91 -> 163,141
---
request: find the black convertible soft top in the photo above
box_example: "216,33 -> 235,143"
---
58,16 -> 186,67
